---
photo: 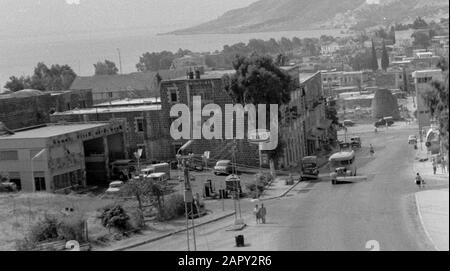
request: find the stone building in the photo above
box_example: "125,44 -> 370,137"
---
50,100 -> 166,163
70,69 -> 187,104
371,88 -> 401,120
159,70 -> 260,167
0,89 -> 93,130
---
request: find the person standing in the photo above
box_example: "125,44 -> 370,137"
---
432,158 -> 437,175
442,157 -> 447,173
370,144 -> 375,156
260,204 -> 267,224
253,204 -> 261,224
415,173 -> 425,188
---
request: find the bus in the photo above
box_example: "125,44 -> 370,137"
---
329,150 -> 357,179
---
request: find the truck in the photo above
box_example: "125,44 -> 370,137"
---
300,156 -> 319,180
141,163 -> 170,179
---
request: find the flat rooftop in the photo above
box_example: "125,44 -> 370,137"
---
2,123 -> 110,139
94,97 -> 160,107
166,70 -> 236,82
53,104 -> 161,115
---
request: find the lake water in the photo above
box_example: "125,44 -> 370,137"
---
0,28 -> 346,87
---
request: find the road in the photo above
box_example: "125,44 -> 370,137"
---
128,122 -> 436,251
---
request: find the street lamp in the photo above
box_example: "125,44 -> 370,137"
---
176,140 -> 197,251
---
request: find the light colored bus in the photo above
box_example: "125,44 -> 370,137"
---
329,150 -> 357,177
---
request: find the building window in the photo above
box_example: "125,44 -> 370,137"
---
0,151 -> 18,161
167,87 -> 179,103
34,177 -> 46,191
135,117 -> 144,133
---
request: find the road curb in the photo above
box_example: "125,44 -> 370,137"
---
414,193 -> 439,251
260,160 -> 330,201
108,211 -> 236,251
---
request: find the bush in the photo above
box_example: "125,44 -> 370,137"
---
157,194 -> 185,221
29,215 -> 60,243
98,205 -> 130,233
58,214 -> 86,242
246,173 -> 273,198
16,214 -> 87,250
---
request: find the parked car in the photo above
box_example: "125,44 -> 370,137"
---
374,117 -> 394,127
0,182 -> 17,192
408,135 -> 418,144
300,156 -> 319,180
214,160 -> 235,175
343,120 -> 355,127
105,181 -> 124,194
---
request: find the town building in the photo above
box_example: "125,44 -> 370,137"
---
280,72 -> 334,169
0,122 -> 125,192
320,42 -> 341,56
50,99 -> 165,163
412,69 -> 443,136
0,89 -> 93,130
159,70 -> 261,167
321,70 -> 371,88
70,69 -> 187,104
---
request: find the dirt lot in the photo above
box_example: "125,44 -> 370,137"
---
0,192 -> 120,251
0,168 -> 267,250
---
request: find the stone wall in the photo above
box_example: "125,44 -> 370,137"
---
0,90 -> 93,130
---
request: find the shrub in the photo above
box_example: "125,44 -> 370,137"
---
98,205 -> 130,233
29,215 -> 60,243
246,173 -> 273,198
157,194 -> 185,221
58,214 -> 86,242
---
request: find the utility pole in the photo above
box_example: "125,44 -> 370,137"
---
117,48 -> 123,74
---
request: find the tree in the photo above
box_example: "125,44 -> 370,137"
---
389,26 -> 396,44
136,51 -> 175,72
4,76 -> 31,92
223,54 -> 292,174
120,177 -> 168,224
412,31 -> 431,49
412,17 -> 428,29
279,37 -> 293,52
94,60 -> 118,75
371,40 -> 379,71
381,40 -> 389,71
4,62 -> 76,92
291,37 -> 302,48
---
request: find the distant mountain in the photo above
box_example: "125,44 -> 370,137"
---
168,0 -> 449,34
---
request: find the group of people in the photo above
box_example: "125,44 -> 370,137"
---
253,204 -> 267,224
432,156 -> 447,175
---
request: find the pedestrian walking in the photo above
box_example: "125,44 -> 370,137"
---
260,204 -> 267,224
432,158 -> 437,175
415,173 -> 425,188
442,157 -> 447,173
370,144 -> 375,156
253,204 -> 261,224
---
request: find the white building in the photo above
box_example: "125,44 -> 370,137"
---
412,69 -> 443,136
0,122 -> 125,192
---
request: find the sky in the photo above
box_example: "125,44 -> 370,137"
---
0,0 -> 257,39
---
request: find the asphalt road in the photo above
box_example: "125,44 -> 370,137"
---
128,122 -> 435,251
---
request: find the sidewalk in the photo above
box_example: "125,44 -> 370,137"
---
415,189 -> 449,251
94,209 -> 235,251
413,141 -> 449,251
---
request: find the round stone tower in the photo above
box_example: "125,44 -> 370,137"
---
371,88 -> 400,120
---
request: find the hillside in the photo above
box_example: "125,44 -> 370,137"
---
168,0 -> 449,34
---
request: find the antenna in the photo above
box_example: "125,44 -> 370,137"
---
117,48 -> 123,74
